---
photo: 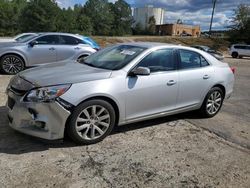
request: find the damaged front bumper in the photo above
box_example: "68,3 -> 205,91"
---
6,90 -> 71,140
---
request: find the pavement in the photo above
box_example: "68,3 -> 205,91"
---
0,57 -> 249,187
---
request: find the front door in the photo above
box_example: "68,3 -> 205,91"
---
125,48 -> 179,121
26,35 -> 58,65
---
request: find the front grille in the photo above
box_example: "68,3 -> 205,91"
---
8,96 -> 15,109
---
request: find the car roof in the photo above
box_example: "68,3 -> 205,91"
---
118,42 -> 178,49
37,32 -> 82,38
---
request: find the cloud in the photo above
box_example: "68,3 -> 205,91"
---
56,0 -> 250,30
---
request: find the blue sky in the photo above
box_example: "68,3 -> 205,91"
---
56,0 -> 250,31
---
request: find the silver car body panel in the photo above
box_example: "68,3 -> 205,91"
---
0,33 -> 96,67
6,43 -> 235,140
6,81 -> 70,140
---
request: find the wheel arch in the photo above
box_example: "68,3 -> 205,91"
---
0,52 -> 27,66
79,96 -> 120,125
211,84 -> 226,98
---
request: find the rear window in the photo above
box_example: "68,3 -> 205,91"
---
234,45 -> 247,49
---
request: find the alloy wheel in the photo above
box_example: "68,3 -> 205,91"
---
2,55 -> 24,74
206,91 -> 222,115
75,105 -> 111,140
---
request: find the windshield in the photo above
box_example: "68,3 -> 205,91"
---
16,34 -> 38,43
83,45 -> 146,70
83,37 -> 99,47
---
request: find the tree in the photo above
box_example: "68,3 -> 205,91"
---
147,16 -> 156,35
176,19 -> 183,24
132,23 -> 143,35
84,0 -> 114,35
111,0 -> 133,35
19,0 -> 60,32
228,4 -> 250,43
0,0 -> 27,36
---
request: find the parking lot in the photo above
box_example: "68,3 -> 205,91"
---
0,56 -> 249,187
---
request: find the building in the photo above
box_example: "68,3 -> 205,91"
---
133,5 -> 165,29
156,24 -> 201,37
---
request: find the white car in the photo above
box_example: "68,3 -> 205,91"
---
229,44 -> 250,58
0,33 -> 36,43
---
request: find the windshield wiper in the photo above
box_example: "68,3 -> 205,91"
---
84,62 -> 98,68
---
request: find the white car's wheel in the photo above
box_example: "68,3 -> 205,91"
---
67,99 -> 116,144
200,87 -> 224,118
0,54 -> 25,75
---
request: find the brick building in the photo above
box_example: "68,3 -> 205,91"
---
156,24 -> 201,37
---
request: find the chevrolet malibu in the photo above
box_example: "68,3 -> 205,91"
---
6,43 -> 235,144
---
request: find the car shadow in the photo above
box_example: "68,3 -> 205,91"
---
0,105 -> 202,155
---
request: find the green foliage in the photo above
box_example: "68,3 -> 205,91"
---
0,0 -> 134,36
147,16 -> 156,35
111,0 -> 133,36
19,0 -> 60,32
228,4 -> 250,44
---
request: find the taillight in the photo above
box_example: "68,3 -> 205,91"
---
230,67 -> 236,74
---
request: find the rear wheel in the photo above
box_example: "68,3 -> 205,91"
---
231,52 -> 238,58
0,54 -> 25,74
199,87 -> 224,118
67,99 -> 116,144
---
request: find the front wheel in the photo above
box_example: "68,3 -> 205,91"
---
199,87 -> 224,118
231,52 -> 238,58
0,54 -> 25,74
67,99 -> 116,144
77,55 -> 89,63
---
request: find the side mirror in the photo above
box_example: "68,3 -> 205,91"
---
129,67 -> 150,76
29,40 -> 38,47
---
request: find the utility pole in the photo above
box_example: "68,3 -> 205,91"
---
209,0 -> 217,37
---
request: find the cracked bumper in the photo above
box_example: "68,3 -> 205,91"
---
6,90 -> 71,140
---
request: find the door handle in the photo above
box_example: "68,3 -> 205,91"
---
74,47 -> 81,50
167,80 -> 177,86
203,75 -> 210,79
49,47 -> 55,51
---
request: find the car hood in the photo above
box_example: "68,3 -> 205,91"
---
0,42 -> 24,48
18,61 -> 112,87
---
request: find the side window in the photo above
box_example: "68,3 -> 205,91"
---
235,45 -> 246,49
179,49 -> 209,69
59,35 -> 80,45
35,35 -> 59,45
136,49 -> 176,72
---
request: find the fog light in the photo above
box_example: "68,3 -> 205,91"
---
35,121 -> 48,131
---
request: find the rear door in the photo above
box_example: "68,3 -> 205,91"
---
26,35 -> 58,65
56,35 -> 82,61
176,49 -> 214,108
125,48 -> 179,120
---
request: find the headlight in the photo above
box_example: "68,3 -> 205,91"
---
25,84 -> 71,102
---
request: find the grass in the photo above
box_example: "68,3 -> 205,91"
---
92,36 -> 230,52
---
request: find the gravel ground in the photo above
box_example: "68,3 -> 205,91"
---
0,57 -> 249,187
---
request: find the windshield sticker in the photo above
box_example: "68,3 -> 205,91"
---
120,50 -> 136,56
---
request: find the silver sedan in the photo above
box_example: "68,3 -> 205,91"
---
0,32 -> 96,74
6,43 -> 235,144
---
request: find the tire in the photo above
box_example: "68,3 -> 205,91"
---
77,55 -> 89,63
231,52 -> 238,58
0,54 -> 25,75
67,99 -> 116,144
199,87 -> 224,118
